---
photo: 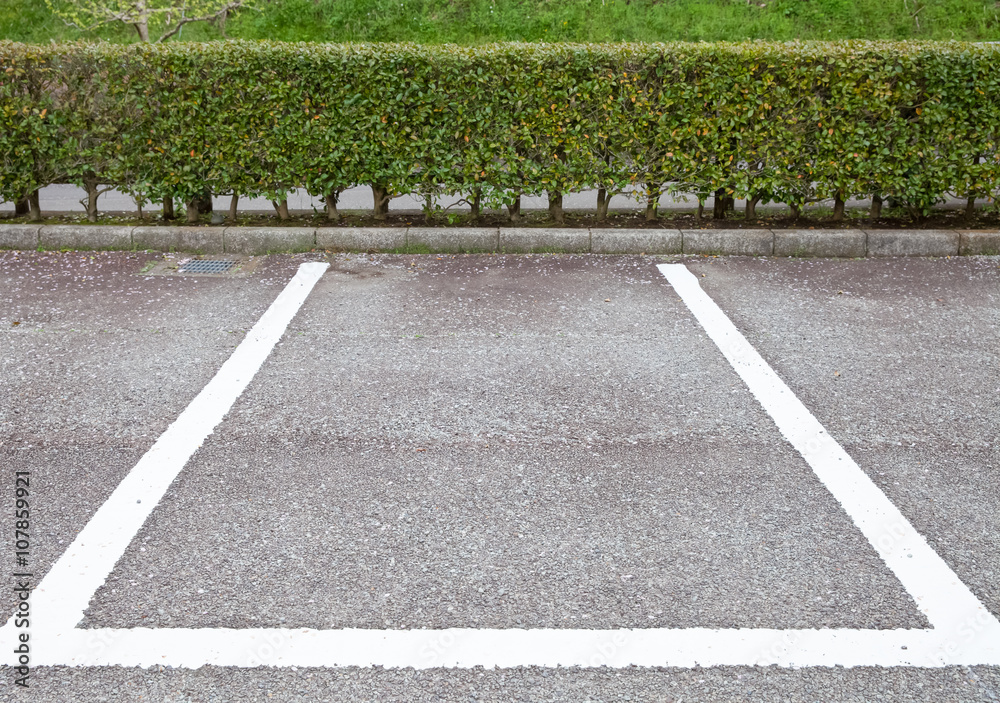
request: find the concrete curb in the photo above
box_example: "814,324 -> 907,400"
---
592,228 -> 682,255
682,229 -> 773,256
775,229 -> 867,258
1,223 -> 997,257
40,224 -> 134,251
864,229 -> 960,257
408,227 -> 499,253
317,227 -> 402,252
0,223 -> 41,250
225,226 -> 315,254
499,227 -> 590,253
132,226 -> 225,254
959,230 -> 1000,256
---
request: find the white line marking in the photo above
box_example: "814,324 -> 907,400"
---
655,264 -> 1000,658
29,627 -> 995,669
1,263 -> 328,647
4,261 -> 999,669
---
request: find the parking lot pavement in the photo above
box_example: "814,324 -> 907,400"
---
1,250 -> 999,700
687,256 -> 1000,623
0,251 -> 314,619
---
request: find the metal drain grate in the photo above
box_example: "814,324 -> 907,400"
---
178,259 -> 237,274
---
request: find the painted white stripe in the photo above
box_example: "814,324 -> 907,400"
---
29,626 -> 1000,669
3,260 -> 998,669
656,264 -> 1000,647
5,262 -> 328,642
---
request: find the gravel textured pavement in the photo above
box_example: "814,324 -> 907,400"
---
0,250 -> 997,701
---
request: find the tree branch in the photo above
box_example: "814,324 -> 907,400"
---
155,1 -> 246,42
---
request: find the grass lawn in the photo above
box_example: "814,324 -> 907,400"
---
3,0 -> 999,44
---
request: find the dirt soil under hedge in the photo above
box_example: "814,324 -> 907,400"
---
4,208 -> 1000,230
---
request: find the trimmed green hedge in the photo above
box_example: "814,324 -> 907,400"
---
2,41 -> 999,221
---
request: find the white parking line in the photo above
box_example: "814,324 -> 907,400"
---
21,627 -> 985,669
3,261 -> 999,669
657,264 -> 997,631
1,263 -> 329,653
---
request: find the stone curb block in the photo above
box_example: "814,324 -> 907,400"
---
865,230 -> 959,257
3,224 -> 992,257
40,225 -> 133,251
591,228 -> 682,255
500,227 -> 590,253
774,229 -> 867,258
133,226 -> 225,253
0,224 -> 41,250
682,229 -> 773,256
408,227 -> 499,252
959,230 -> 1000,256
317,227 -> 406,252
224,226 -> 315,254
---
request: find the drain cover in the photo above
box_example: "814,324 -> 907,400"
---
139,255 -> 264,277
178,259 -> 237,274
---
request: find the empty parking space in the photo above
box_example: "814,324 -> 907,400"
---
688,257 -> 1000,621
0,252 -> 309,621
1,251 -> 999,699
81,257 -> 921,633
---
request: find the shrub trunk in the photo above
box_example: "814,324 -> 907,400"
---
548,190 -> 564,224
645,183 -> 660,222
424,194 -> 434,225
325,192 -> 340,222
870,194 -> 883,219
596,188 -> 610,221
712,188 -> 727,220
507,192 -> 521,223
470,188 -> 482,220
272,199 -> 290,221
83,175 -> 99,223
833,195 -> 846,222
372,185 -> 390,220
15,192 -> 40,220
26,190 -> 40,222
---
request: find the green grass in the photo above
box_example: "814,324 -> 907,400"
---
3,0 -> 999,43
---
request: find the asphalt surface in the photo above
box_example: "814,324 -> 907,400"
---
1,250 -> 998,700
